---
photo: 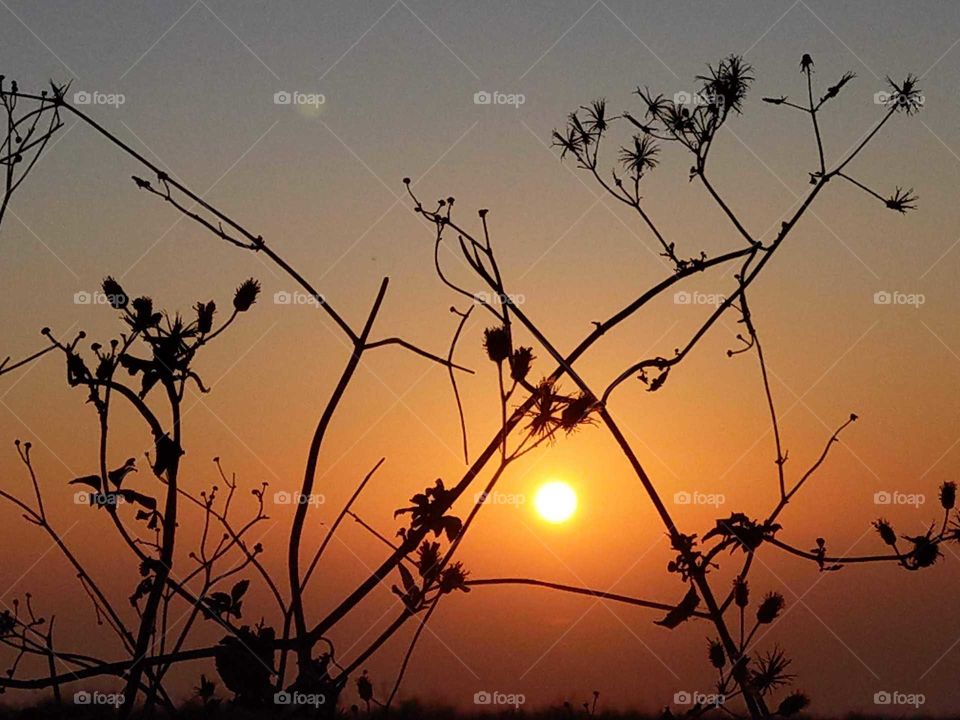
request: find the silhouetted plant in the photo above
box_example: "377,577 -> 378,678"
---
0,52 -> 950,720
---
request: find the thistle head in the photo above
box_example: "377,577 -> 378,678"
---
733,577 -> 749,608
483,326 -> 512,364
756,592 -> 785,624
232,278 -> 261,312
873,518 -> 897,547
940,481 -> 956,510
707,639 -> 725,669
101,276 -> 128,309
509,346 -> 534,382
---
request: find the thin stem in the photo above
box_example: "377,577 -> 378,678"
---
288,279 -> 388,672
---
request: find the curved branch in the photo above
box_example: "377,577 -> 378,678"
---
465,577 -> 711,617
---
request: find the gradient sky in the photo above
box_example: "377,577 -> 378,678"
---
2,0 -> 960,715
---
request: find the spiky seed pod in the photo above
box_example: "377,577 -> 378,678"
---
102,276 -> 128,309
438,562 -> 470,594
733,577 -> 749,608
232,278 -> 260,312
756,592 -> 785,624
873,518 -> 897,547
777,691 -> 810,716
483,326 -> 511,363
909,535 -> 941,569
560,394 -> 594,432
940,481 -> 956,510
707,639 -> 725,669
509,346 -> 534,382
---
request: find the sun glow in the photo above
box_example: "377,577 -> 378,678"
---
534,481 -> 578,524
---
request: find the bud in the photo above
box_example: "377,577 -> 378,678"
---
483,326 -> 511,364
873,518 -> 897,547
195,301 -> 216,334
707,639 -> 725,669
756,592 -> 785,624
940,481 -> 956,510
560,394 -> 593,431
509,346 -> 534,382
233,278 -> 261,312
102,276 -> 128,309
733,577 -> 749,608
777,691 -> 809,717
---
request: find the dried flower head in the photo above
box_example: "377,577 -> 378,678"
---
939,481 -> 956,510
884,74 -> 923,114
581,99 -> 608,134
733,577 -> 749,608
751,646 -> 794,695
232,278 -> 260,312
885,187 -> 917,213
903,531 -> 941,570
483,326 -> 512,364
619,134 -> 659,176
756,592 -> 785,624
509,346 -> 534,382
696,54 -> 753,114
820,71 -> 856,103
873,518 -> 897,547
102,276 -> 128,309
552,125 -> 586,161
707,638 -> 725,669
417,540 -> 441,584
438,562 -> 471,594
777,690 -> 810,716
560,393 -> 596,433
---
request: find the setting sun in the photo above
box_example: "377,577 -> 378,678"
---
534,481 -> 578,524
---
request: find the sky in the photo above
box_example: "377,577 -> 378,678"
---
2,0 -> 960,715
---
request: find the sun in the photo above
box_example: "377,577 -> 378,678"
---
534,481 -> 578,524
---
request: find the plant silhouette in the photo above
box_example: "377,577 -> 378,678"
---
0,54 -> 951,719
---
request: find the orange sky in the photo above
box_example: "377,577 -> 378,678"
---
2,1 -> 960,715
